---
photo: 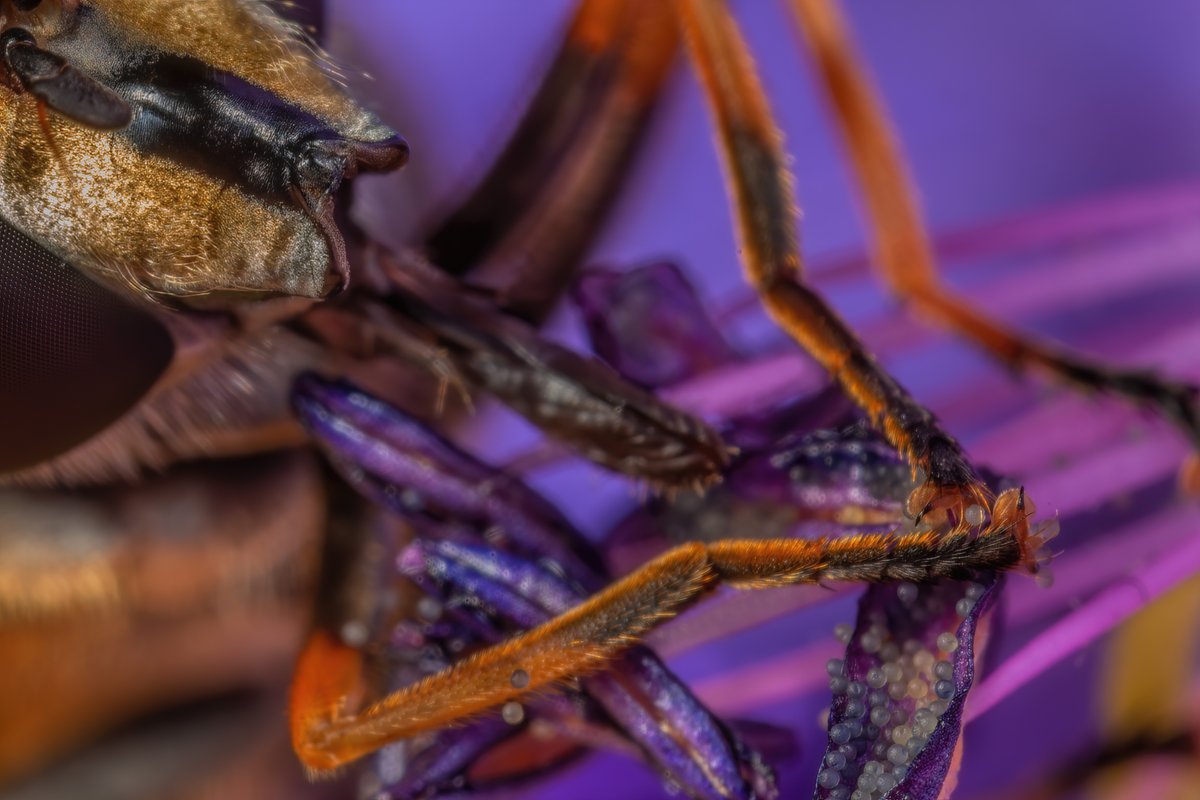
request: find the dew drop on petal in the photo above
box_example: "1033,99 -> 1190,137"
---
818,769 -> 841,789
825,751 -> 847,770
416,596 -> 443,622
510,669 -> 530,689
937,632 -> 960,653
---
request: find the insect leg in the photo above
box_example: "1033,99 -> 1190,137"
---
673,0 -> 996,523
425,0 -> 677,324
354,249 -> 732,491
288,498 -> 1044,773
788,0 -> 1200,492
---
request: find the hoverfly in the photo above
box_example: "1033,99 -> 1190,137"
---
2,1 -> 1196,798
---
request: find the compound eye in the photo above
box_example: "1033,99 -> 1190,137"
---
0,216 -> 173,474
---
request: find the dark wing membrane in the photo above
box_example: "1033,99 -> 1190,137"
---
0,216 -> 172,472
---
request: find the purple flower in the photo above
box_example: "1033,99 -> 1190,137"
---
324,5 -> 1200,799
296,374 -> 780,799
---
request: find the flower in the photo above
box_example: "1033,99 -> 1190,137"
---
338,4 -> 1200,798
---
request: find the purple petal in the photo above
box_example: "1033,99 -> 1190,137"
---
292,373 -> 605,588
604,422 -> 911,569
587,648 -> 778,800
814,576 -> 1001,800
399,538 -> 580,630
727,422 -> 911,518
378,719 -> 517,799
400,538 -> 773,799
572,263 -> 737,388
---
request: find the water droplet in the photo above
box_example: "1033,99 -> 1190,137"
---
510,669 -> 530,689
897,583 -> 918,604
834,623 -> 854,643
817,768 -> 841,789
936,632 -> 960,653
416,596 -> 443,622
340,620 -> 369,647
501,701 -> 524,725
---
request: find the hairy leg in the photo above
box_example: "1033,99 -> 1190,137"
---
788,0 -> 1200,492
672,0 -> 1000,523
290,489 -> 1044,773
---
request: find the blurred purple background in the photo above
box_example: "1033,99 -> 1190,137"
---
322,3 -> 1200,799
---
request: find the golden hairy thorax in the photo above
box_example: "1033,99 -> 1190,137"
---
0,0 -> 401,301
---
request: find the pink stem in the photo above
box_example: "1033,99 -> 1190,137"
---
966,532 -> 1200,723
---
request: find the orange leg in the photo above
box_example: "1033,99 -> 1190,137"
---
424,0 -> 678,323
787,0 -> 1200,494
672,0 -> 999,523
289,489 -> 1044,774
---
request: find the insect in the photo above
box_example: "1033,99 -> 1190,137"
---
1,1 -> 1196,798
